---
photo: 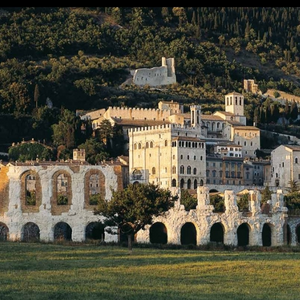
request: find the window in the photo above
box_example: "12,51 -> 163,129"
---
180,165 -> 184,174
172,166 -> 176,174
187,166 -> 191,174
152,167 -> 156,175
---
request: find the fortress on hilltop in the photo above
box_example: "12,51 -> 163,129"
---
129,57 -> 176,87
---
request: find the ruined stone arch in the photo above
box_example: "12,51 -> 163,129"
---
20,170 -> 42,213
180,222 -> 197,245
84,169 -> 106,209
262,222 -> 273,246
237,222 -> 250,246
54,221 -> 72,241
150,222 -> 167,244
22,222 -> 40,242
85,221 -> 105,241
0,222 -> 9,241
51,170 -> 72,215
210,222 -> 224,244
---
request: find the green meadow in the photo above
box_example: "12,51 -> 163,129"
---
0,242 -> 299,300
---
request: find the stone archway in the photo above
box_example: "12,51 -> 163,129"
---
54,222 -> 72,241
262,223 -> 272,246
237,223 -> 250,246
85,222 -> 105,241
150,222 -> 167,244
0,222 -> 9,241
22,222 -> 40,242
210,222 -> 224,244
180,222 -> 196,245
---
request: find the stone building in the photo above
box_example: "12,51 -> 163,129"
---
269,144 -> 300,191
0,156 -> 128,243
244,79 -> 259,94
128,105 -> 206,189
131,57 -> 176,87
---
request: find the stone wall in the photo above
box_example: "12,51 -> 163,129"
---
1,163 -> 124,243
136,187 -> 296,246
1,163 -> 299,247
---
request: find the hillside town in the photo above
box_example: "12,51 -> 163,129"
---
1,58 -> 300,248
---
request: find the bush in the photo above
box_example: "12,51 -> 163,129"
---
57,194 -> 68,205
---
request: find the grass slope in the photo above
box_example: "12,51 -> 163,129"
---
0,242 -> 299,300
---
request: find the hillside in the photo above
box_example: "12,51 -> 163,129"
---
1,7 -> 300,157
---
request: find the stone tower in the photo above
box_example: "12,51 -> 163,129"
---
225,91 -> 244,116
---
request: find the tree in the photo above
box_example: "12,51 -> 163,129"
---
237,193 -> 249,212
260,185 -> 272,206
94,183 -> 178,253
78,138 -> 109,164
34,84 -> 40,108
287,180 -> 299,193
51,108 -> 82,149
180,189 -> 197,210
210,194 -> 224,212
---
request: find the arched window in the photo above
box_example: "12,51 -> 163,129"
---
193,179 -> 197,189
193,168 -> 197,175
187,166 -> 191,174
172,166 -> 176,174
187,179 -> 191,189
180,165 -> 184,174
180,179 -> 184,188
25,174 -> 37,206
152,167 -> 156,175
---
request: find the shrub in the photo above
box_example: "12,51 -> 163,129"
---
26,190 -> 36,205
57,194 -> 68,205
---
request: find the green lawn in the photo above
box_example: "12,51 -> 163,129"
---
0,242 -> 299,300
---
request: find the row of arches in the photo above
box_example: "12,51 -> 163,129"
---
0,221 -> 105,242
149,221 -> 300,247
2,220 -> 300,247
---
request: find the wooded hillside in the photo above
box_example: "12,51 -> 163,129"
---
1,7 -> 300,158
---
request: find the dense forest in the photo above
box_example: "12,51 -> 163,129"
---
1,7 -> 300,161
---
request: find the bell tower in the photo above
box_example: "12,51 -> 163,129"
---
225,92 -> 244,116
190,105 -> 201,128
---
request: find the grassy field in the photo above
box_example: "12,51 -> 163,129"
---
0,242 -> 300,300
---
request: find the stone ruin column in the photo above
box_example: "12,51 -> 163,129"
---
249,190 -> 261,215
196,186 -> 214,213
224,190 -> 238,213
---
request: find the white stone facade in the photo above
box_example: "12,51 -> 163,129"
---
0,161 -> 126,243
128,106 -> 206,190
136,187 -> 294,247
269,144 -> 300,191
132,57 -> 176,87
